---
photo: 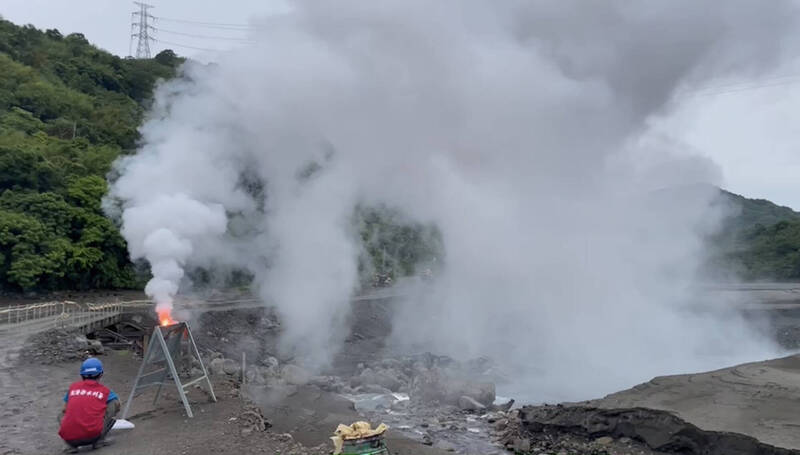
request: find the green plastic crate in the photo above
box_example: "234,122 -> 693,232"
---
340,435 -> 389,455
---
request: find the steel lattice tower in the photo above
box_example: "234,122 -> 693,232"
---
131,2 -> 155,59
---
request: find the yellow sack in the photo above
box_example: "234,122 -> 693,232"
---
330,421 -> 389,454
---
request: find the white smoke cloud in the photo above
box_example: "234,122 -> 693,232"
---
119,194 -> 228,315
109,0 -> 797,397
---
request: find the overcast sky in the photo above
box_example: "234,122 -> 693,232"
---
2,1 -> 799,210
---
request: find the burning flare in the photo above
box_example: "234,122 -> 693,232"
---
158,308 -> 176,327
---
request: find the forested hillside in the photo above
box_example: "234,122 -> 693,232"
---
714,190 -> 800,280
0,18 -> 181,291
718,189 -> 800,230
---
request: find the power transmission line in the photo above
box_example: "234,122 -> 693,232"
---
131,1 -> 155,58
152,38 -> 224,53
130,9 -> 800,99
153,27 -> 254,42
127,5 -> 256,54
691,74 -> 800,97
155,16 -> 256,29
698,73 -> 800,92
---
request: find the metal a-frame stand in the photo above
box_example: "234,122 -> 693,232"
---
122,322 -> 216,419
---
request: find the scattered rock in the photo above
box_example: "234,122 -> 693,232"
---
208,358 -> 226,376
359,368 -> 403,392
491,398 -> 515,412
87,339 -> 104,354
261,356 -> 279,369
457,395 -> 486,412
309,375 -> 345,392
433,440 -> 458,451
594,436 -> 614,445
22,329 -> 91,365
410,368 -> 495,406
239,405 -> 271,432
422,433 -> 433,445
513,437 -> 531,452
222,358 -> 241,376
493,419 -> 508,431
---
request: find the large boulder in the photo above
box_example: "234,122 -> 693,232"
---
73,335 -> 89,349
261,356 -> 279,369
87,339 -> 104,355
222,358 -> 241,376
359,368 -> 403,392
208,358 -> 226,376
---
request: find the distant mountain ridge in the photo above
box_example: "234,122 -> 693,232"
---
717,188 -> 800,232
713,189 -> 800,280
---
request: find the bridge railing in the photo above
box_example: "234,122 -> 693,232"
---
52,301 -> 124,330
0,301 -> 64,327
0,300 -> 152,332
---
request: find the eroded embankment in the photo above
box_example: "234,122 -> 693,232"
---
506,405 -> 798,455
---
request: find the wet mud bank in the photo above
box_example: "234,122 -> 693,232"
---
511,405 -> 798,455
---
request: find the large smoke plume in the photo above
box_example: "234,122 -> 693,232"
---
109,1 -> 799,400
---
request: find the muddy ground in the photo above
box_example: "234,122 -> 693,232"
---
504,404 -> 797,455
0,348 -> 323,455
189,302 -> 510,454
4,287 -> 800,455
580,354 -> 800,451
0,342 -> 457,455
0,297 -> 487,455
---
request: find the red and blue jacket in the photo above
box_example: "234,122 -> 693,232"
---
58,379 -> 119,441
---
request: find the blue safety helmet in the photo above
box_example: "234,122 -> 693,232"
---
80,358 -> 103,377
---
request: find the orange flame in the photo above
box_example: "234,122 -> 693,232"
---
158,308 -> 176,327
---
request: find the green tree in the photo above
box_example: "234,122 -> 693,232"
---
0,17 -> 182,291
0,145 -> 60,191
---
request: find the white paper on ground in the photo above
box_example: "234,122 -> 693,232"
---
111,419 -> 135,430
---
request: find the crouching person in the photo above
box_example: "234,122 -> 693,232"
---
58,358 -> 120,450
